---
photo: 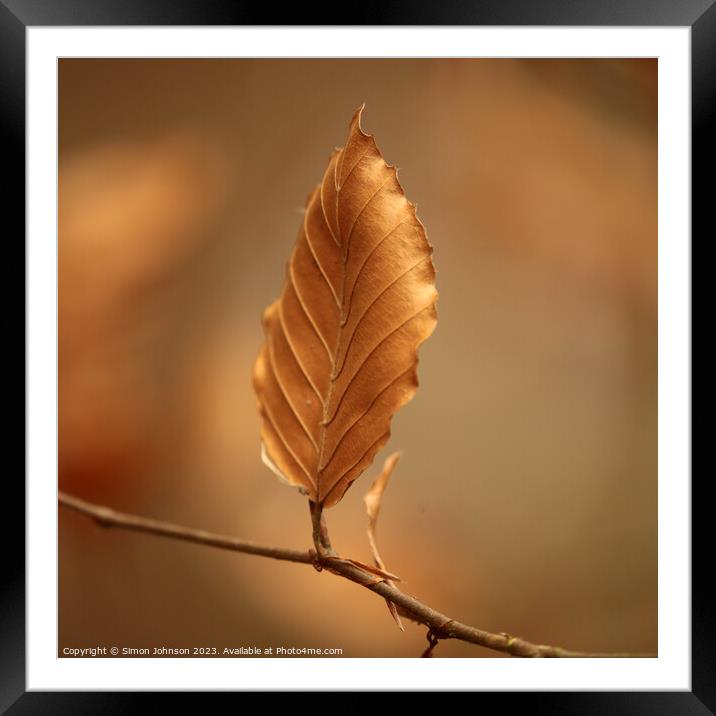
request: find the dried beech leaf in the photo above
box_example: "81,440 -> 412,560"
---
364,451 -> 404,630
253,105 -> 438,508
365,451 -> 401,536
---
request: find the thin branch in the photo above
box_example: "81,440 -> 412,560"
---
59,491 -> 314,565
58,491 -> 655,659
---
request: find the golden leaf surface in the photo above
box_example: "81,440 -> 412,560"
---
253,106 -> 437,507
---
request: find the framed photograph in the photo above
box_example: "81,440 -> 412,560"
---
9,1 -> 702,709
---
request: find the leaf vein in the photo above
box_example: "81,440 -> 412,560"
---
324,299 -> 435,426
319,366 -> 413,471
260,400 -> 316,489
289,256 -> 336,367
267,333 -> 319,452
333,254 -> 431,380
277,299 -> 325,409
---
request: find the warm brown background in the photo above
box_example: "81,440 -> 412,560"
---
58,59 -> 657,658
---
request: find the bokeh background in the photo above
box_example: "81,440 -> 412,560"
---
58,59 -> 657,658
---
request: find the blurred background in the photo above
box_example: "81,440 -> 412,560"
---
58,59 -> 657,658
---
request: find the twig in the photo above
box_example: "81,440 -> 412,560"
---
58,491 -> 655,658
59,491 -> 313,565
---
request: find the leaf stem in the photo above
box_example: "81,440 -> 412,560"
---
309,499 -> 334,557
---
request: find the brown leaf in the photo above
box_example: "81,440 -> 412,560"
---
364,451 -> 404,630
252,106 -> 438,508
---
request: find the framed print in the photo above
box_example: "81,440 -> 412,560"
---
7,0 -> 704,709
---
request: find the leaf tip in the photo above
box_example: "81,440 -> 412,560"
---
350,102 -> 371,139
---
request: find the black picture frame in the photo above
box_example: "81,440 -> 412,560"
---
6,1 -> 703,710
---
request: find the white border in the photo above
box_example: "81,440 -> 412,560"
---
27,27 -> 691,691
